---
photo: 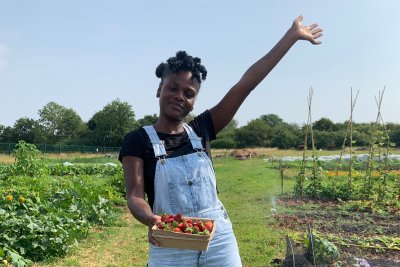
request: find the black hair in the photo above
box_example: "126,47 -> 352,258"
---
155,51 -> 207,84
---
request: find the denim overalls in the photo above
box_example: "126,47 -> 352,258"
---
144,124 -> 242,267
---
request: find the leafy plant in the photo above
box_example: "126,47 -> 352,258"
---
0,172 -> 117,263
11,141 -> 49,177
0,246 -> 31,267
305,230 -> 340,265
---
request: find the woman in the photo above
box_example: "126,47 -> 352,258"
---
119,15 -> 323,266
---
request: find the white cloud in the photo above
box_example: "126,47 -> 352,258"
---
0,43 -> 9,71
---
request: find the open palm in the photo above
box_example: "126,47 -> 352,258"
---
292,15 -> 323,44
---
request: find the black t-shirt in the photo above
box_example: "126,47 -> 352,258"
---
118,110 -> 216,209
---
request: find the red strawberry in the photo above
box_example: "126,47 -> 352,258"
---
192,226 -> 200,234
174,213 -> 183,222
160,213 -> 169,223
178,222 -> 188,231
174,227 -> 183,233
197,221 -> 205,232
157,222 -> 165,229
204,221 -> 213,231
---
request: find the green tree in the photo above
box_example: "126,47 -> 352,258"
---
313,117 -> 337,131
314,131 -> 342,149
0,124 -> 5,141
260,114 -> 284,128
389,128 -> 400,148
234,119 -> 270,148
38,102 -> 86,143
352,122 -> 373,136
222,119 -> 238,132
350,130 -> 370,147
213,119 -> 238,149
0,126 -> 14,142
217,119 -> 238,139
270,123 -> 301,149
12,117 -> 46,144
137,114 -> 158,127
88,99 -> 137,147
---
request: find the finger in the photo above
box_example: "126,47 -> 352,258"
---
297,15 -> 303,22
311,38 -> 322,45
308,23 -> 319,31
148,232 -> 160,246
293,15 -> 303,26
311,28 -> 323,35
313,32 -> 323,39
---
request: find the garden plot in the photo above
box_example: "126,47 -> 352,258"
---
272,196 -> 400,266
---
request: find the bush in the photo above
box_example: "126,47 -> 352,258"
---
210,139 -> 235,149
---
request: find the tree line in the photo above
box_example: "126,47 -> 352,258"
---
1,99 -> 400,149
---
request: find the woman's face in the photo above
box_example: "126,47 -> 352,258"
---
157,71 -> 200,122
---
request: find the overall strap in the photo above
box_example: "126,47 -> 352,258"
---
143,126 -> 167,158
183,123 -> 204,151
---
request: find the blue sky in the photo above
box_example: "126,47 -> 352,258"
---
1,1 -> 399,127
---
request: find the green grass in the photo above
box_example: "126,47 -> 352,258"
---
214,157 -> 293,265
32,207 -> 149,267
32,156 -> 292,267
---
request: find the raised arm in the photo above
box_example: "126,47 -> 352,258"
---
210,15 -> 323,134
122,156 -> 161,245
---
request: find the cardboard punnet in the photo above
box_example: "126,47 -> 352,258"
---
151,217 -> 216,251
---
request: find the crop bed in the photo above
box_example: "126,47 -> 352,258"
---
273,196 -> 400,266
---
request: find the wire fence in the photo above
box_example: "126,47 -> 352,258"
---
0,143 -> 120,154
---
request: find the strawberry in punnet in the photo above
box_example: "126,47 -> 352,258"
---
160,213 -> 169,223
174,213 -> 183,222
204,220 -> 213,231
196,221 -> 205,232
174,227 -> 183,233
178,220 -> 188,231
157,222 -> 166,229
154,213 -> 212,236
192,226 -> 200,234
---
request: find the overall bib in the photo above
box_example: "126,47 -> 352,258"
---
144,124 -> 242,267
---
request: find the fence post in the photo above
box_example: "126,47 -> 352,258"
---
280,167 -> 284,194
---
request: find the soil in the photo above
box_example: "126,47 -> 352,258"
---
272,196 -> 400,267
230,149 -> 258,160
